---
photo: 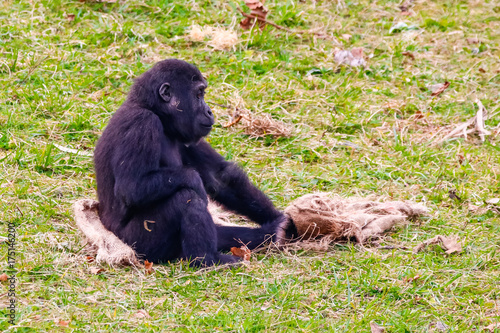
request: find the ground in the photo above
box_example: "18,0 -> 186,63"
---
0,0 -> 499,331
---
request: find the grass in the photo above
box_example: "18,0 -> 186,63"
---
0,0 -> 499,331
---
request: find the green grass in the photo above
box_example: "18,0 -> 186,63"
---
1,0 -> 499,331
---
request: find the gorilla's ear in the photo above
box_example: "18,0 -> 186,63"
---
159,83 -> 171,102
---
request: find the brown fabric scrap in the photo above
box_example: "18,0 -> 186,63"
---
73,199 -> 140,266
284,193 -> 427,243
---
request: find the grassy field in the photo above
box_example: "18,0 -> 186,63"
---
1,0 -> 499,331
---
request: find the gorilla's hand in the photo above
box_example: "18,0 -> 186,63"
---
266,214 -> 297,244
184,169 -> 208,204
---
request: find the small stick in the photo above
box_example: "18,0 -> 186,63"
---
143,220 -> 155,232
223,115 -> 243,128
207,101 -> 230,108
237,8 -> 333,40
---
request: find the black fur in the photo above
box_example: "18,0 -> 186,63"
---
94,59 -> 293,267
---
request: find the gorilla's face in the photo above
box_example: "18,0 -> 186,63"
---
135,59 -> 214,144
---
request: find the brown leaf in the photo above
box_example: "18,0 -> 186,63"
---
86,255 -> 95,263
334,48 -> 366,67
403,274 -> 420,283
0,273 -> 8,282
413,235 -> 462,255
240,0 -> 268,30
448,189 -> 461,201
133,309 -> 151,319
144,260 -> 155,275
230,245 -> 251,261
370,321 -> 385,333
239,17 -> 253,30
413,111 -> 424,120
67,14 -> 75,22
466,37 -> 480,44
399,0 -> 414,12
402,51 -> 415,60
89,267 -> 104,275
56,320 -> 70,327
430,81 -> 450,97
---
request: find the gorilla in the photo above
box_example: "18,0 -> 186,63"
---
94,59 -> 295,267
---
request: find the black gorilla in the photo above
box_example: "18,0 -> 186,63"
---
94,59 -> 294,266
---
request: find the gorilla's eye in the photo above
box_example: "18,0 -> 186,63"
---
196,89 -> 204,100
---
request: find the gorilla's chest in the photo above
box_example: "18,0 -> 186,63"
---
159,139 -> 183,167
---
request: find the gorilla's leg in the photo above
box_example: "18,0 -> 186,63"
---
174,189 -> 240,266
114,189 -> 238,266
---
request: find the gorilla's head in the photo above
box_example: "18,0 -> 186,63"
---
129,59 -> 214,143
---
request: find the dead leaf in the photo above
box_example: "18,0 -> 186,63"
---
383,101 -> 403,110
468,203 -> 481,211
413,235 -> 462,255
435,321 -> 449,331
399,0 -> 414,12
466,37 -> 480,44
370,321 -> 385,333
485,323 -> 500,332
133,309 -> 151,319
86,255 -> 95,263
448,189 -> 461,201
430,81 -> 450,97
89,267 -> 104,274
144,260 -> 154,275
341,34 -> 352,41
402,51 -> 415,60
230,245 -> 251,261
441,99 -> 491,143
0,273 -> 8,282
403,275 -> 420,283
67,14 -> 75,22
486,198 -> 500,205
240,0 -> 268,30
334,48 -> 366,67
56,320 -> 70,327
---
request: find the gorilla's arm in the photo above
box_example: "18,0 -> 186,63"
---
183,140 -> 284,225
111,110 -> 206,209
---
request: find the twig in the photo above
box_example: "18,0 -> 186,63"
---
17,56 -> 49,87
238,8 -> 291,32
207,101 -> 230,108
237,8 -> 333,40
223,115 -> 243,128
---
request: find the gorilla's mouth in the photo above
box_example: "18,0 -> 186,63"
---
201,124 -> 213,129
